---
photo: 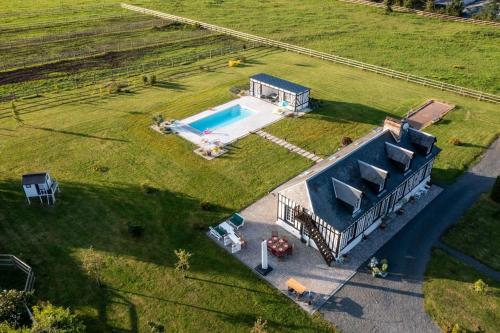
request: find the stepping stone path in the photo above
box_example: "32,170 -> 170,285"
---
255,130 -> 323,163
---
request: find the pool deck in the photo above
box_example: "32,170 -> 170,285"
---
174,96 -> 283,146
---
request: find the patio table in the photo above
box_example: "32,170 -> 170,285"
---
267,236 -> 291,257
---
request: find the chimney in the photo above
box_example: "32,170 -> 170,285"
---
383,117 -> 403,142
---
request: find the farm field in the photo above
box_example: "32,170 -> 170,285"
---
1,45 -> 499,330
424,249 -> 500,332
26,0 -> 498,94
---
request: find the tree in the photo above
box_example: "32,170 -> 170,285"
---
81,246 -> 106,287
425,0 -> 435,11
174,249 -> 192,277
31,303 -> 85,333
445,0 -> 464,16
250,317 -> 267,333
491,176 -> 500,203
473,0 -> 499,21
384,0 -> 394,12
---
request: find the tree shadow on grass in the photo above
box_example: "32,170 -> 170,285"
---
1,179 -> 319,331
152,81 -> 186,90
25,125 -> 130,142
305,100 -> 393,126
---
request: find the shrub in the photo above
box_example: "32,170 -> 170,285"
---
150,75 -> 157,85
128,224 -> 145,239
81,246 -> 106,287
228,59 -> 241,67
200,201 -> 214,211
491,176 -> 500,203
174,249 -> 192,277
449,137 -> 461,146
250,317 -> 268,333
141,183 -> 159,194
0,290 -> 32,328
341,137 -> 353,147
152,114 -> 164,126
31,303 -> 85,333
472,279 -> 488,294
143,75 -> 148,84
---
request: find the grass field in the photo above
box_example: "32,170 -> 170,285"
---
442,194 -> 500,271
0,47 -> 499,330
424,249 -> 500,332
2,1 -> 499,94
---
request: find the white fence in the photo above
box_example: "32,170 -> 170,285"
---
121,3 -> 500,104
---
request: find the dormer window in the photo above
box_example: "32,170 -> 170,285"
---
357,160 -> 388,193
385,142 -> 414,172
332,177 -> 363,215
408,128 -> 436,156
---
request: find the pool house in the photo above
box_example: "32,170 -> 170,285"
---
249,73 -> 310,112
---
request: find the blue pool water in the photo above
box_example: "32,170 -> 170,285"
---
189,104 -> 254,132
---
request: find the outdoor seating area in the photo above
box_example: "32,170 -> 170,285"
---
267,231 -> 293,259
209,214 -> 246,253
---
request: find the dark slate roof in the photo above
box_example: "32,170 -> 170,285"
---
385,142 -> 414,167
280,128 -> 440,231
250,73 -> 309,94
332,178 -> 362,208
22,172 -> 48,185
408,127 -> 436,153
358,160 -> 388,189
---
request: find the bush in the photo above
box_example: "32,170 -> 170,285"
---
472,279 -> 488,294
341,137 -> 353,147
491,176 -> 500,203
143,75 -> 148,84
128,224 -> 145,239
200,201 -> 214,211
449,137 -> 461,146
150,75 -> 157,85
0,290 -> 32,328
152,114 -> 164,126
31,303 -> 85,333
141,183 -> 159,194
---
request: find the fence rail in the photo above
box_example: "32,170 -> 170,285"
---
0,254 -> 35,292
121,3 -> 500,104
338,0 -> 500,28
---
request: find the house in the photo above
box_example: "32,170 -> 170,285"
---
276,118 -> 440,265
249,73 -> 310,112
22,172 -> 59,205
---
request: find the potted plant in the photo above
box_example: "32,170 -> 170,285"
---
368,257 -> 389,278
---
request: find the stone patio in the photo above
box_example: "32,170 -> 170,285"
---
209,185 -> 442,313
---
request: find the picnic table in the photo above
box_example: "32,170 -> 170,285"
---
267,236 -> 292,258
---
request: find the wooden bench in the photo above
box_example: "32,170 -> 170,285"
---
287,278 -> 306,297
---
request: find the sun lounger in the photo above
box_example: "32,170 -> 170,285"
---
209,225 -> 228,240
287,278 -> 306,299
228,213 -> 245,230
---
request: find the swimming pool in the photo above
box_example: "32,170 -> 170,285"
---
189,104 -> 254,132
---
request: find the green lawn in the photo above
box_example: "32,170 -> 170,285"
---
0,15 -> 499,331
424,249 -> 500,332
442,194 -> 500,271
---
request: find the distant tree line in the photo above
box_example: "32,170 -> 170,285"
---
379,0 -> 499,20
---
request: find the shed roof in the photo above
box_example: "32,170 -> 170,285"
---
250,73 -> 309,94
22,172 -> 48,185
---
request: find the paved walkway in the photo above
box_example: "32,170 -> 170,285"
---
254,130 -> 323,163
321,138 -> 500,333
436,242 -> 500,282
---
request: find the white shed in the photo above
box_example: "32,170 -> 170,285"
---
22,172 -> 59,205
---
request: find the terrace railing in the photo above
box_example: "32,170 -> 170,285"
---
121,3 -> 500,104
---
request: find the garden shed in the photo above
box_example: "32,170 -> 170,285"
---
249,73 -> 310,112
